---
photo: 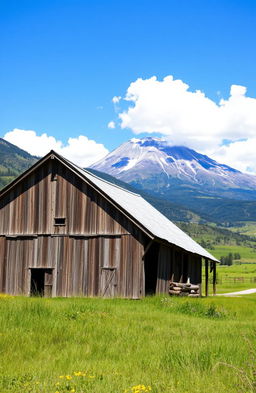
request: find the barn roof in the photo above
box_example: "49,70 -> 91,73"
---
0,151 -> 218,262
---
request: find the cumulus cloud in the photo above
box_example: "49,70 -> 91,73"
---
210,139 -> 256,174
114,75 -> 256,173
4,129 -> 109,167
107,121 -> 115,129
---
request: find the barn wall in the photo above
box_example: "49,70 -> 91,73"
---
0,163 -> 53,234
156,245 -> 172,294
155,244 -> 202,294
0,237 -> 6,293
0,234 -> 145,298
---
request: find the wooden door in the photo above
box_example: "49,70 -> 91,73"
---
100,268 -> 116,297
44,269 -> 53,297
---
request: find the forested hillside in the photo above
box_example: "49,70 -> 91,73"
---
0,138 -> 38,189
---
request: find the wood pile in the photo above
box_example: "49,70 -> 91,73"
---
169,282 -> 200,297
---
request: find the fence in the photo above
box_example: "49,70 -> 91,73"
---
212,276 -> 256,284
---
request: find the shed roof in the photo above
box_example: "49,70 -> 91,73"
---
0,151 -> 218,262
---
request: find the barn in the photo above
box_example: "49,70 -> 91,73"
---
0,150 -> 218,298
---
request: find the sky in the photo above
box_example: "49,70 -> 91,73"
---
1,0 -> 256,171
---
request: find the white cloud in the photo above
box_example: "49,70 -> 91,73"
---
112,96 -> 121,104
210,138 -> 256,174
114,75 -> 256,173
3,129 -> 109,167
107,121 -> 115,129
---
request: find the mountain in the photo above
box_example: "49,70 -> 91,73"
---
90,137 -> 256,196
90,137 -> 256,224
0,138 -> 38,189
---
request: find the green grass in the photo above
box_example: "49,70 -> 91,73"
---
206,244 -> 256,262
0,295 -> 256,393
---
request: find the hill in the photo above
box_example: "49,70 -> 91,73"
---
0,138 -> 38,189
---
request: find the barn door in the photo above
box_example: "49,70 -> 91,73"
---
30,268 -> 53,297
100,268 -> 116,297
44,270 -> 53,297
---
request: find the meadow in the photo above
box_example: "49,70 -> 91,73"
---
207,244 -> 256,262
0,295 -> 255,393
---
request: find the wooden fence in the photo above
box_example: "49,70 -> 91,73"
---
208,276 -> 256,284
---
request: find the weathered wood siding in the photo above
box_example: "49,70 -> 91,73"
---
0,163 -> 52,234
156,244 -> 202,294
0,234 -> 144,298
0,160 -> 137,236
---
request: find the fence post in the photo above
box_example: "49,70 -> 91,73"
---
213,262 -> 216,296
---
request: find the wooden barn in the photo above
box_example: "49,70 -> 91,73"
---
0,151 -> 218,298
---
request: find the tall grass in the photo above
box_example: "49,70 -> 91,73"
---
0,295 -> 255,393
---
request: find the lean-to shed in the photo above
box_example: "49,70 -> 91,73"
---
0,151 -> 218,298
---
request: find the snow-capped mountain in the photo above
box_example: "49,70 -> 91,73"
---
90,137 -> 256,192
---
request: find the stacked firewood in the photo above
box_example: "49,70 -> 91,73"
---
169,282 -> 200,297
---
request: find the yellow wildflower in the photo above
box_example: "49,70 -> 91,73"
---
128,384 -> 152,393
66,375 -> 72,380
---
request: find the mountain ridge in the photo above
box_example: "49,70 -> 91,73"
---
91,137 -> 256,194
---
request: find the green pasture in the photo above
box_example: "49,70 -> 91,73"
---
206,244 -> 256,262
0,295 -> 256,393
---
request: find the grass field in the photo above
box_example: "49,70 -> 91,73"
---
206,244 -> 256,262
0,295 -> 256,393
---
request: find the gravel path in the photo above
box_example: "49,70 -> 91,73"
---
217,288 -> 256,296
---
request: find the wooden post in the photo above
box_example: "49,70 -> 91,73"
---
180,253 -> 184,283
205,259 -> 209,297
213,262 -> 216,296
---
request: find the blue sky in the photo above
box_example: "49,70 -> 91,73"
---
1,0 -> 256,170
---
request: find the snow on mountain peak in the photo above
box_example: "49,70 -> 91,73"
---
90,137 -> 256,190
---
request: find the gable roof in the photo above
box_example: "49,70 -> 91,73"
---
0,150 -> 218,262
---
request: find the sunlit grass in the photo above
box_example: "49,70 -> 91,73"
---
206,244 -> 256,261
0,295 -> 255,393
